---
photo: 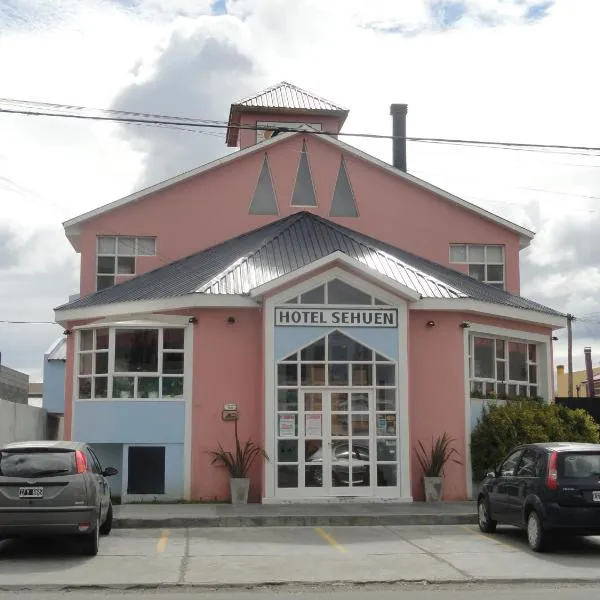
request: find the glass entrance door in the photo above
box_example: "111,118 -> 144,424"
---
303,390 -> 374,497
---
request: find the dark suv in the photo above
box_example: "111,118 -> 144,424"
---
0,441 -> 118,556
478,442 -> 600,552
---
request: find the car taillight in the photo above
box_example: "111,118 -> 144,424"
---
546,451 -> 558,489
75,450 -> 88,474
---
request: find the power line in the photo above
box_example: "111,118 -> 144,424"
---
2,102 -> 600,155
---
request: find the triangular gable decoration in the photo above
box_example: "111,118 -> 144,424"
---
291,141 -> 317,207
329,156 -> 358,217
249,155 -> 278,215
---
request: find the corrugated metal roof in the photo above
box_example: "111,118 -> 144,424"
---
235,82 -> 347,112
46,337 -> 67,361
56,212 -> 562,317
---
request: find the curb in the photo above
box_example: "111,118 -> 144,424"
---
2,577 -> 600,592
113,513 -> 478,528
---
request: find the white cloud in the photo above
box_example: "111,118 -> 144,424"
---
1,0 -> 599,378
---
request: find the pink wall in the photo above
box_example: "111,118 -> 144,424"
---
408,310 -> 553,501
189,307 -> 264,502
238,111 -> 343,150
77,134 -> 522,297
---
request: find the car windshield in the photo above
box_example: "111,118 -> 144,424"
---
558,452 -> 600,479
0,450 -> 76,478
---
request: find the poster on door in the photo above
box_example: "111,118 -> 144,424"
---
305,414 -> 322,437
279,414 -> 296,438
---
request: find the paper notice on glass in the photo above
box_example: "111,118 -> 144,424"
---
279,414 -> 296,438
305,414 -> 322,437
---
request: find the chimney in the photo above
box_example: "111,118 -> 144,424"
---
390,104 -> 408,172
584,347 -> 595,397
556,365 -> 564,375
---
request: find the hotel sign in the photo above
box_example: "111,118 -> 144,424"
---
275,308 -> 397,327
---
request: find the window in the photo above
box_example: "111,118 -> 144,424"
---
469,335 -> 540,399
285,279 -> 386,306
77,327 -> 185,400
96,236 -> 156,291
515,448 -> 538,477
499,449 -> 523,477
450,244 -> 504,289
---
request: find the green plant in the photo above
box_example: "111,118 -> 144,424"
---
415,432 -> 462,477
208,420 -> 268,478
470,399 -> 600,481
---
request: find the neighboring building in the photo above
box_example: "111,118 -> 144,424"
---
53,82 -> 565,503
28,381 -> 43,408
0,361 -> 29,405
556,364 -> 600,397
42,337 -> 67,415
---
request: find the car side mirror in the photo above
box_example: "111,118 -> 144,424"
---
486,470 -> 496,479
102,466 -> 119,477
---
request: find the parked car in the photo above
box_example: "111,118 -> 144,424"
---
477,442 -> 600,552
0,440 -> 118,556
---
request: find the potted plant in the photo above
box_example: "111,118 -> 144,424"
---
415,432 -> 462,502
208,420 -> 268,505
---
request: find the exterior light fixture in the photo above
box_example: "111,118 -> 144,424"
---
460,322 -> 470,329
188,317 -> 198,324
227,316 -> 236,324
426,320 -> 435,327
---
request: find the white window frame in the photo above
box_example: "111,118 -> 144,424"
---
449,244 -> 505,289
76,325 -> 185,401
468,334 -> 540,400
96,236 -> 157,291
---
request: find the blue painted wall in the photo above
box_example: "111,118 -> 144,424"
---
91,443 -> 123,498
42,360 -> 65,415
74,401 -> 186,444
275,326 -> 398,361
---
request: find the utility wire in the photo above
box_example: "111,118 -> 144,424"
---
1,103 -> 600,155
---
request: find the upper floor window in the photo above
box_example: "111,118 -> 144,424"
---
469,335 -> 540,400
449,244 -> 504,289
77,327 -> 184,400
285,279 -> 388,306
96,236 -> 156,291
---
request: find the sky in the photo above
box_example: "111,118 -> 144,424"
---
0,0 -> 599,383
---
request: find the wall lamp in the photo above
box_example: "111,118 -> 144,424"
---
426,320 -> 435,328
63,329 -> 72,336
552,336 -> 559,341
227,316 -> 236,324
460,322 -> 471,329
188,317 -> 198,324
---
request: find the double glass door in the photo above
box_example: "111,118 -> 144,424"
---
303,389 -> 374,496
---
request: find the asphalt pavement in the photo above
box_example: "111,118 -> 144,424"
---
0,525 -> 600,590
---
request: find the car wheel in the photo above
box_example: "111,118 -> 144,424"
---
100,503 -> 113,536
81,518 -> 100,556
477,498 -> 497,533
526,510 -> 548,552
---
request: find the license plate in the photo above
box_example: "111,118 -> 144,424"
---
593,491 -> 600,502
18,487 -> 43,499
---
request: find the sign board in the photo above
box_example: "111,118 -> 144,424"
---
275,308 -> 397,328
278,414 -> 296,438
305,414 -> 322,437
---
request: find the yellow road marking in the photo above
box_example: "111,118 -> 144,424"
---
156,529 -> 169,553
314,527 -> 348,553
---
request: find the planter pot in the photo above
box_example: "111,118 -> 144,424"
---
423,476 -> 443,502
230,477 -> 250,505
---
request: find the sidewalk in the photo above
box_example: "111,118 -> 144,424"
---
113,501 -> 477,528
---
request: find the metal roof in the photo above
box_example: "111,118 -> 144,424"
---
235,82 -> 347,112
46,337 -> 66,361
56,212 -> 561,318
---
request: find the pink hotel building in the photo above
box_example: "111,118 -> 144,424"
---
53,82 -> 565,503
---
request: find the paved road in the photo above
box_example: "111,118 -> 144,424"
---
1,584 -> 600,599
1,525 -> 600,589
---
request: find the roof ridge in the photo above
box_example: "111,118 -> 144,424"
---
196,212 -> 307,293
